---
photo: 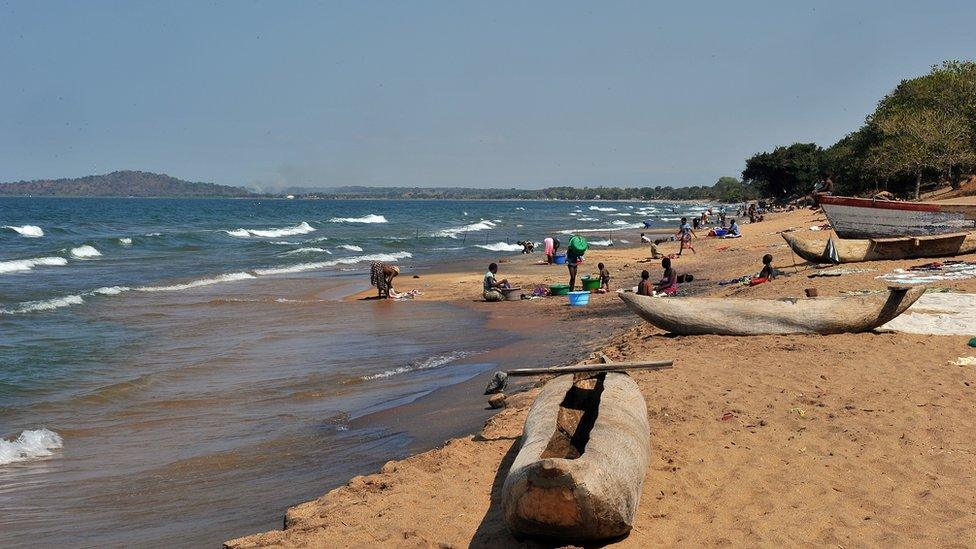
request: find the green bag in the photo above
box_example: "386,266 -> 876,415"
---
568,235 -> 588,255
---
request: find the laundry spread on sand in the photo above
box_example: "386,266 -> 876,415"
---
949,357 -> 976,366
878,261 -> 976,284
841,287 -> 955,296
880,293 -> 976,335
808,267 -> 876,278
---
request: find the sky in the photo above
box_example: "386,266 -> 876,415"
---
1,1 -> 975,191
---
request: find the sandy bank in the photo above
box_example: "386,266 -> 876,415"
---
228,207 -> 976,547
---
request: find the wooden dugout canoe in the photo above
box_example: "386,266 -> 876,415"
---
819,194 -> 976,239
502,372 -> 650,541
782,231 -> 976,264
618,287 -> 924,336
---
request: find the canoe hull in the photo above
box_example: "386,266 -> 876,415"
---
820,195 -> 976,239
618,288 -> 924,336
782,231 -> 976,264
502,373 -> 650,541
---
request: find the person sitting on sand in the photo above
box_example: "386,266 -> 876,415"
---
598,262 -> 611,292
750,254 -> 777,286
370,262 -> 400,299
637,270 -> 653,296
653,257 -> 678,296
727,218 -> 741,238
518,240 -> 535,254
676,217 -> 696,256
483,262 -> 509,302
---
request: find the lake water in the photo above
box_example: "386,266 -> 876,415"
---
0,197 -> 714,546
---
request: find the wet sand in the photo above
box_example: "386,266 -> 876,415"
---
228,205 -> 976,548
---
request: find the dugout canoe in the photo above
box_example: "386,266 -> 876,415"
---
502,372 -> 650,541
819,194 -> 976,239
782,231 -> 976,264
618,287 -> 924,336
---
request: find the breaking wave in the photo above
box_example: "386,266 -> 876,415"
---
434,220 -> 496,238
0,256 -> 67,274
589,206 -> 617,212
253,252 -> 412,276
0,429 -> 63,465
135,272 -> 256,292
70,245 -> 102,258
285,247 -> 332,255
0,294 -> 85,315
3,225 -> 44,238
226,222 -> 316,238
589,239 -> 614,246
336,244 -> 364,252
118,237 -> 132,245
476,242 -> 523,252
361,351 -> 473,381
328,214 -> 388,224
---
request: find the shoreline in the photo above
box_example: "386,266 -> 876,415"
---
228,206 -> 976,547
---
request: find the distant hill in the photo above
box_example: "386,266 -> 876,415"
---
0,171 -> 257,198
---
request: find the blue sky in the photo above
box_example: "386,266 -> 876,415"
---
1,1 -> 974,190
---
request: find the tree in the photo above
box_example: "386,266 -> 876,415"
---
741,143 -> 824,201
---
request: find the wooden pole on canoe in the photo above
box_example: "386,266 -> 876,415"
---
506,360 -> 673,377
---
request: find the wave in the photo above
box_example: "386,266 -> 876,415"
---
135,272 -> 256,292
0,256 -> 67,274
336,244 -> 364,252
559,223 -> 642,234
476,242 -> 523,252
253,252 -> 412,276
118,237 -> 132,245
589,206 -> 617,212
576,217 -> 598,222
611,220 -> 632,226
226,221 -> 316,238
285,247 -> 332,255
659,217 -> 681,221
0,429 -> 63,465
434,220 -> 496,238
328,214 -> 388,224
611,213 -> 632,217
3,225 -> 44,238
70,245 -> 101,258
589,239 -> 613,246
0,294 -> 85,315
361,351 -> 472,381
568,212 -> 578,216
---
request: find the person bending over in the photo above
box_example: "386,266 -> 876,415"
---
370,262 -> 400,299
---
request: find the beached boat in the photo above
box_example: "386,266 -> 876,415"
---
819,195 -> 976,239
502,372 -> 650,541
782,231 -> 976,264
618,287 -> 924,336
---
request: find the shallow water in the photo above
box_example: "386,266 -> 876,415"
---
0,197 -> 719,546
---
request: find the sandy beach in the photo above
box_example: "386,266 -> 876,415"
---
227,206 -> 976,547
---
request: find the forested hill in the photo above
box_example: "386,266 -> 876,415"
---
0,171 -> 257,197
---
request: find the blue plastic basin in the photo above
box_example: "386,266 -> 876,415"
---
553,254 -> 567,265
567,290 -> 590,306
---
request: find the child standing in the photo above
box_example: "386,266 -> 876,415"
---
598,262 -> 611,293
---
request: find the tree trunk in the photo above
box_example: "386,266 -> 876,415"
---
950,165 -> 961,190
915,171 -> 922,200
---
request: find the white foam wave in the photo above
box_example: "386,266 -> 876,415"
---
659,217 -> 681,222
515,207 -> 525,211
559,223 -> 643,234
226,222 -> 316,238
434,220 -> 496,238
70,245 -> 101,258
476,242 -> 523,252
337,244 -> 364,252
3,225 -> 44,238
118,237 -> 132,245
271,240 -> 300,245
254,252 -> 412,276
611,220 -> 632,226
145,232 -> 162,237
589,239 -> 613,246
135,272 -> 256,292
329,214 -> 388,224
576,217 -> 598,222
0,429 -> 63,465
93,286 -> 130,296
611,213 -> 632,217
0,294 -> 85,315
589,206 -> 617,212
569,212 -> 578,216
285,247 -> 332,255
361,351 -> 472,381
0,256 -> 67,274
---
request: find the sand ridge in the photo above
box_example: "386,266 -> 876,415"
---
228,207 -> 976,548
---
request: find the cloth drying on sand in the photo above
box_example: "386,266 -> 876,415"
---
878,261 -> 976,284
880,293 -> 976,335
391,289 -> 423,300
808,267 -> 876,278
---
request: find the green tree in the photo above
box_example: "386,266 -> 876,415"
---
741,143 -> 823,200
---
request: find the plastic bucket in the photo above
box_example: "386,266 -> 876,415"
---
500,287 -> 522,301
548,284 -> 570,296
581,276 -> 601,291
567,291 -> 590,306
553,254 -> 567,265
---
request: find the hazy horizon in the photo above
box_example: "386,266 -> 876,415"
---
2,2 -> 974,191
